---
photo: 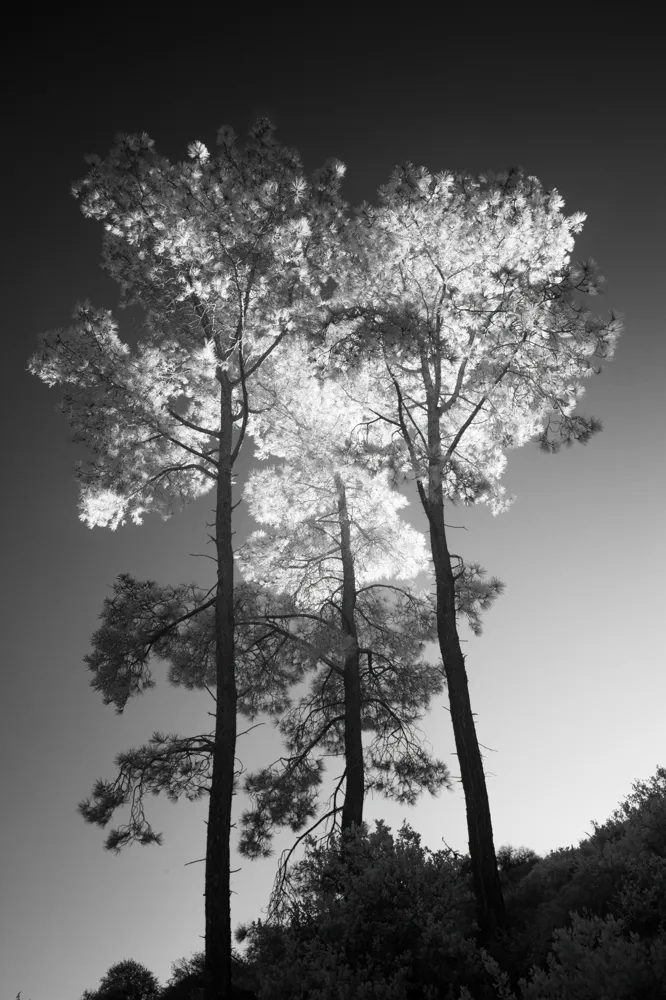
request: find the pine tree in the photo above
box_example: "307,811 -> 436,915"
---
236,343 -> 471,918
29,119 -> 346,1000
321,164 -> 622,942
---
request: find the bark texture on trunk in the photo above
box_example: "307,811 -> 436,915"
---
335,473 -> 364,837
423,399 -> 507,944
204,372 -> 236,1000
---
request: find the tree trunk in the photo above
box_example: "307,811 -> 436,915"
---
335,473 -> 364,836
423,404 -> 507,944
341,645 -> 364,834
204,372 -> 236,1000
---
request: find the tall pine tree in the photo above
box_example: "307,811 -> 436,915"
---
29,120 -> 346,1000
321,164 -> 622,941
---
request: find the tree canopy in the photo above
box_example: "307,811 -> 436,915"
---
30,125 -> 621,992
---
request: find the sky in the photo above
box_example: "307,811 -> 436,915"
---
2,12 -> 665,1000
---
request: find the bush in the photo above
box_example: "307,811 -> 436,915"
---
518,911 -> 666,1000
502,840 -> 627,972
238,820 -> 514,999
81,958 -> 161,1000
167,767 -> 666,1000
161,949 -> 260,999
464,913 -> 666,1000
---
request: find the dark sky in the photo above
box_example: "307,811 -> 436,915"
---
2,13 -> 665,999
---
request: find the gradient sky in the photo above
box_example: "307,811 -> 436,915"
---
3,15 -> 665,1000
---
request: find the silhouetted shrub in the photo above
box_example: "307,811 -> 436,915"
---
80,958 -> 160,1000
164,767 -> 666,999
161,948 -> 259,999
237,820 -> 518,999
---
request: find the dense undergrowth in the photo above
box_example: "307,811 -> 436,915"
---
83,766 -> 666,1000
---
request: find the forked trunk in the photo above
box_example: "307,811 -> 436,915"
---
204,372 -> 236,999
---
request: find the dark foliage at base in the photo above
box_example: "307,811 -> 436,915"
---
233,766 -> 666,999
80,766 -> 666,1000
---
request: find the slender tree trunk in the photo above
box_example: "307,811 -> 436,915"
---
204,372 -> 236,1000
335,473 -> 364,836
423,405 -> 507,944
341,646 -> 364,834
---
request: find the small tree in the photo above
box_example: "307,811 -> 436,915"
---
81,958 -> 160,1000
161,951 -> 206,1000
322,163 -> 622,941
